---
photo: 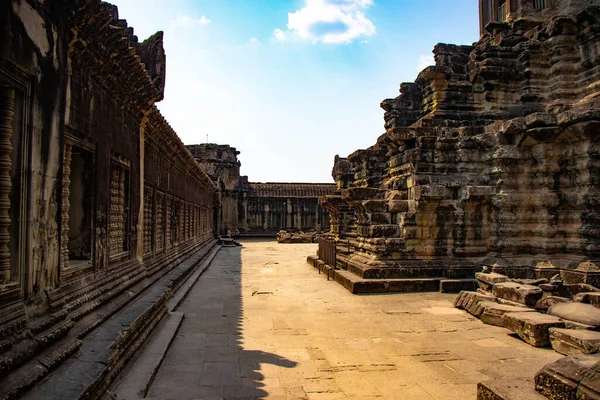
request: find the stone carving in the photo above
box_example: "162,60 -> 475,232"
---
108,164 -> 126,257
95,205 -> 107,271
0,88 -> 14,284
46,189 -> 59,288
155,191 -> 163,252
313,4 -> 600,295
143,186 -> 153,255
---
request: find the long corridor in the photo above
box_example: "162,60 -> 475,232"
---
114,240 -> 561,399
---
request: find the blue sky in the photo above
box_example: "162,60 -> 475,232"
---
110,0 -> 479,183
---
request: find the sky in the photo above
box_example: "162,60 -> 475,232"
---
109,0 -> 479,183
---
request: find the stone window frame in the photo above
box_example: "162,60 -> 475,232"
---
0,62 -> 33,302
61,130 -> 96,280
155,189 -> 165,254
108,155 -> 132,263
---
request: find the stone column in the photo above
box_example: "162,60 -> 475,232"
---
0,88 -> 14,284
286,198 -> 292,229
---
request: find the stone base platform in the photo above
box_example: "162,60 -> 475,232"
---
15,241 -> 221,400
307,255 -> 477,294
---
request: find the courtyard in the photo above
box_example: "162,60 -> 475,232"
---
113,240 -> 561,399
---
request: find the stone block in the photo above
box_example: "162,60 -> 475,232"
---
535,355 -> 600,399
535,296 -> 571,311
440,279 -> 478,293
478,302 -> 536,327
549,328 -> 600,356
575,293 -> 600,308
579,364 -> 600,400
477,378 -> 547,400
502,312 -> 565,347
454,291 -> 497,315
476,272 -> 510,291
548,303 -> 600,328
492,282 -> 543,307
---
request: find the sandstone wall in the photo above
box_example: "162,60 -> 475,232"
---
0,1 -> 217,396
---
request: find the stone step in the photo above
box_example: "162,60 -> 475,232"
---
17,242 -> 221,400
331,270 -> 442,294
477,378 -> 547,400
440,279 -> 478,293
112,312 -> 185,399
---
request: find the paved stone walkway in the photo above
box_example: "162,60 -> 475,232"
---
119,239 -> 562,399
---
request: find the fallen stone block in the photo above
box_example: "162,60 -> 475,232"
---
535,296 -> 571,311
563,320 -> 599,331
476,272 -> 510,291
454,291 -> 496,313
502,312 -> 565,347
478,302 -> 536,327
575,292 -> 600,309
477,378 -> 547,400
549,328 -> 600,356
566,284 -> 600,296
493,282 -> 543,307
548,303 -> 600,328
535,355 -> 600,399
578,363 -> 600,400
513,278 -> 549,286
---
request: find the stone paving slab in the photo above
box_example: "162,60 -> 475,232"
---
117,240 -> 564,399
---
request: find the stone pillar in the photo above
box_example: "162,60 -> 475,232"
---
0,88 -> 14,284
263,202 -> 269,230
286,198 -> 292,229
61,143 -> 72,272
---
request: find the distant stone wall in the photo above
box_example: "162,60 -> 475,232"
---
245,183 -> 336,236
187,144 -> 336,236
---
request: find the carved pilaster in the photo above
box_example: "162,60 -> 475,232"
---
61,143 -> 72,271
0,88 -> 14,284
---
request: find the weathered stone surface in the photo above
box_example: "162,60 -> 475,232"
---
548,303 -> 600,328
276,230 -> 319,244
477,379 -> 547,400
549,328 -> 600,356
492,282 -> 543,307
535,296 -> 572,311
535,355 -> 600,399
502,312 -> 565,347
476,272 -> 510,291
575,293 -> 600,309
478,301 -> 536,327
454,291 -> 497,315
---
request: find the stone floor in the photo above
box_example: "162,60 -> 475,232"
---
114,239 -> 562,399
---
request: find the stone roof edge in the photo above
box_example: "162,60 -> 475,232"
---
71,1 -> 164,111
146,106 -> 217,191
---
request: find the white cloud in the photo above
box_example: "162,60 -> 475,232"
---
249,37 -> 260,44
273,28 -> 287,41
276,0 -> 375,44
172,14 -> 211,28
418,54 -> 434,71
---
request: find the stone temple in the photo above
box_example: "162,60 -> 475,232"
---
2,0 -> 600,399
311,0 -> 600,295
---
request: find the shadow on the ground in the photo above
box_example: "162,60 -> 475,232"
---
145,244 -> 297,399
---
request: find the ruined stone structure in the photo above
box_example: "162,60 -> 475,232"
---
0,1 -> 217,397
311,0 -> 600,295
188,143 -> 336,236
